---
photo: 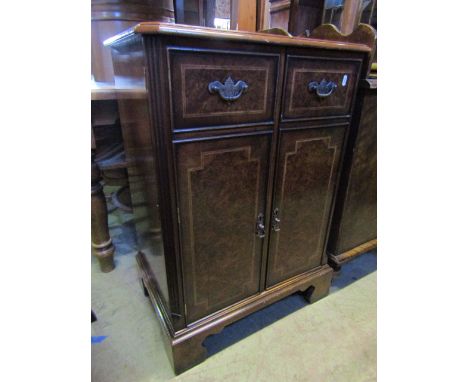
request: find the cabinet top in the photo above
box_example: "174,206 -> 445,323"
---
105,22 -> 371,53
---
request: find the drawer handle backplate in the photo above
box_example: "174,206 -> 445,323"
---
208,76 -> 248,102
308,79 -> 337,98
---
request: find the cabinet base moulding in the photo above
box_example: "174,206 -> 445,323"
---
328,238 -> 377,270
136,251 -> 333,375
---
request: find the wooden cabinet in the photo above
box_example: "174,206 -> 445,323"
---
327,78 -> 377,268
107,22 -> 371,374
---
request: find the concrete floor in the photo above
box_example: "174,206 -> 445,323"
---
92,200 -> 376,382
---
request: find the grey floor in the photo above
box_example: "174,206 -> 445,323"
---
92,196 -> 377,381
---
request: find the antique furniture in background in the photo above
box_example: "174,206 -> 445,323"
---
174,0 -> 258,31
322,0 -> 376,34
91,129 -> 116,272
311,13 -> 377,268
268,0 -> 290,30
327,76 -> 376,269
91,1 -> 175,272
359,0 -> 376,29
288,0 -> 325,36
92,0 -> 174,83
91,93 -> 134,210
107,22 -> 371,374
267,0 -> 376,37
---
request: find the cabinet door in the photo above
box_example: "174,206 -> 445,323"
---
266,126 -> 345,287
175,134 -> 271,323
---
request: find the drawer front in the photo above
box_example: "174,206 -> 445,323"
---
169,48 -> 279,130
282,56 -> 361,120
175,134 -> 271,323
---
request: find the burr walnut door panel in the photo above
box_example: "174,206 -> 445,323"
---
175,134 -> 271,324
266,126 -> 345,287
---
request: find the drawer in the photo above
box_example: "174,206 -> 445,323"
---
168,48 -> 279,130
282,56 -> 361,120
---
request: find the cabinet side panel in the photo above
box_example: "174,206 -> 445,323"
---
110,37 -> 171,308
330,88 -> 377,254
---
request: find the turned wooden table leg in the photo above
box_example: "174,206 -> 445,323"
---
91,148 -> 115,272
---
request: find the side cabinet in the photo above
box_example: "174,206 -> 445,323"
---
327,78 -> 377,268
108,22 -> 371,375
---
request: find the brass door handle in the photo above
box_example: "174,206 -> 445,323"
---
256,213 -> 265,238
272,208 -> 280,232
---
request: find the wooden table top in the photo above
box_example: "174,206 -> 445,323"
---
104,21 -> 371,53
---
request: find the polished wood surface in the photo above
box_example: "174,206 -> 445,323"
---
288,0 -> 324,36
137,251 -> 333,373
105,21 -> 371,52
327,78 -> 377,268
168,48 -> 279,129
282,55 -> 360,120
266,125 -> 345,286
176,134 -> 270,323
91,147 -> 116,272
339,0 -> 361,34
236,0 -> 257,31
311,23 -> 376,50
174,0 -> 203,25
311,23 -> 376,75
91,0 -> 174,83
269,0 -> 291,31
256,0 -> 270,31
108,24 -> 369,374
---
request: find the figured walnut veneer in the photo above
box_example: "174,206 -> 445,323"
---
283,56 -> 361,120
107,22 -> 372,375
176,136 -> 270,323
169,49 -> 278,129
267,127 -> 345,286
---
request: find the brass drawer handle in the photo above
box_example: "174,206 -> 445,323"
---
208,76 -> 248,102
308,79 -> 337,98
256,213 -> 265,238
272,208 -> 280,232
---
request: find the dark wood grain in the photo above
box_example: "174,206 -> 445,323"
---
108,24 -> 368,374
327,80 -> 377,267
269,0 -> 291,31
105,21 -> 371,53
138,252 -> 333,374
288,0 -> 324,37
282,55 -> 361,120
266,125 -> 345,286
110,35 -> 184,329
175,134 -> 271,323
311,23 -> 377,75
169,48 -> 279,130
